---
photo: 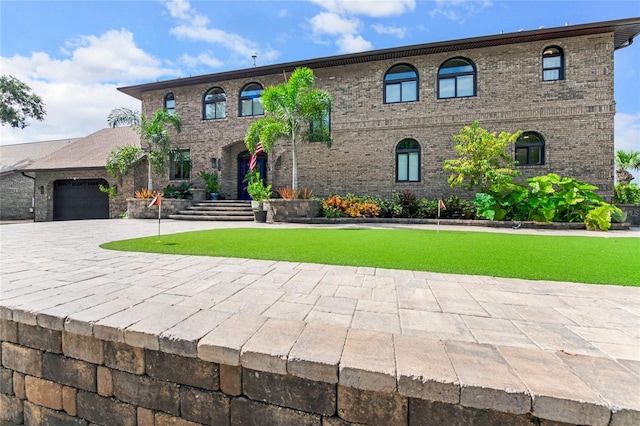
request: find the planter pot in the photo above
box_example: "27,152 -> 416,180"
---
210,193 -> 219,200
253,210 -> 267,223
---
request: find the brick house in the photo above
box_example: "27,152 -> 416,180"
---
19,127 -> 141,221
0,139 -> 77,221
119,18 -> 640,202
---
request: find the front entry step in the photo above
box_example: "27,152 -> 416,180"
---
168,200 -> 255,221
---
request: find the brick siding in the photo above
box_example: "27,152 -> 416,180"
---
138,33 -> 614,201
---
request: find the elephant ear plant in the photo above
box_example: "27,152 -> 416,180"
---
473,173 -> 622,230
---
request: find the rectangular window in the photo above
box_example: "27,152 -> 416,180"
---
408,152 -> 419,181
543,56 -> 561,69
253,99 -> 264,115
401,81 -> 417,102
439,78 -> 455,98
386,84 -> 401,103
515,147 -> 528,165
241,99 -> 253,116
543,69 -> 559,81
170,150 -> 191,180
216,103 -> 226,118
398,153 -> 408,181
457,75 -> 474,97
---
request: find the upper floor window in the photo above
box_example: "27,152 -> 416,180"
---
384,64 -> 418,104
396,139 -> 421,182
170,149 -> 191,180
308,111 -> 331,142
515,132 -> 545,166
438,58 -> 476,99
240,83 -> 264,117
203,87 -> 226,120
164,93 -> 175,114
542,46 -> 564,81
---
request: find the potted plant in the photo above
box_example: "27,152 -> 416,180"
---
245,170 -> 272,222
199,170 -> 219,200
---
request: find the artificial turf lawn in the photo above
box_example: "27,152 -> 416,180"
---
100,228 -> 640,286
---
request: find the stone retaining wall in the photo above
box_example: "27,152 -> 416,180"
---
265,199 -> 321,223
126,198 -> 193,219
618,204 -> 640,225
1,317 -> 629,426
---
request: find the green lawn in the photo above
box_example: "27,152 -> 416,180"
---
100,228 -> 640,286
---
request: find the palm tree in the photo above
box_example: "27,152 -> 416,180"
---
614,150 -> 640,186
107,107 -> 182,190
244,67 -> 332,190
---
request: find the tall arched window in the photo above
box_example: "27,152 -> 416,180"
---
396,139 -> 421,182
239,83 -> 264,117
164,93 -> 175,114
384,64 -> 418,104
203,87 -> 226,120
542,46 -> 564,81
438,58 -> 476,99
515,132 -> 545,166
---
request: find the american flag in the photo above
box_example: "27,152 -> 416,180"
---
249,142 -> 264,171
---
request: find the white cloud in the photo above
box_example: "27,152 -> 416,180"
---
309,0 -> 416,18
372,24 -> 406,39
310,12 -> 361,36
166,0 -> 279,65
430,0 -> 493,23
179,52 -> 224,69
3,29 -> 176,86
337,34 -> 373,53
0,28 -> 174,144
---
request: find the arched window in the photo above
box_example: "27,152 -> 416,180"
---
438,58 -> 476,99
164,93 -> 175,114
203,87 -> 226,120
396,139 -> 421,182
384,64 -> 418,104
515,132 -> 545,166
239,83 -> 264,117
542,46 -> 564,81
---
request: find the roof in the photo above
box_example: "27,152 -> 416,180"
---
21,127 -> 140,172
119,17 -> 640,100
0,139 -> 80,175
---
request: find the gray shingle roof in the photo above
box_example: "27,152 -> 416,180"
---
0,138 -> 79,175
21,127 -> 140,172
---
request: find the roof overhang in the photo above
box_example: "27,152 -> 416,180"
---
118,17 -> 640,100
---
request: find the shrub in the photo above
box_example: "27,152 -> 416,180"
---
395,189 -> 421,218
277,186 -> 300,199
299,187 -> 314,199
134,188 -> 157,199
163,183 -> 193,199
322,194 -> 379,218
614,183 -> 640,204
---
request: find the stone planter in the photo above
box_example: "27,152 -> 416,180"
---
126,198 -> 193,219
617,204 -> 640,226
265,199 -> 321,222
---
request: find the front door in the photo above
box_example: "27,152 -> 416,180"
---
237,151 -> 267,200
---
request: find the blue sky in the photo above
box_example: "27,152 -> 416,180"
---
1,0 -> 639,166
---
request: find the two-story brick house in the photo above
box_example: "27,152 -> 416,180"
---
118,17 -> 640,202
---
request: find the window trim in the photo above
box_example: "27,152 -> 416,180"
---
164,93 -> 175,114
437,57 -> 477,99
203,87 -> 227,120
169,149 -> 191,181
384,63 -> 419,104
395,139 -> 421,183
515,132 -> 545,166
239,82 -> 264,117
542,46 -> 564,81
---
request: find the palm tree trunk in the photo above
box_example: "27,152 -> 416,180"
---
291,128 -> 298,190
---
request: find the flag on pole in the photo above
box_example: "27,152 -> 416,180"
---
148,192 -> 162,208
249,142 -> 264,171
438,199 -> 446,210
147,193 -> 162,241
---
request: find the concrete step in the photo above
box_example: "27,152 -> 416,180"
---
170,200 -> 255,221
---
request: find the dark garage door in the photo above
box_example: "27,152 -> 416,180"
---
53,179 -> 110,221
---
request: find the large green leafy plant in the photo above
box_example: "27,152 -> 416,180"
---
473,173 -> 621,230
